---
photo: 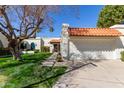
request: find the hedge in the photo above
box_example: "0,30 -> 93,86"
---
0,48 -> 11,56
121,51 -> 124,61
41,46 -> 50,52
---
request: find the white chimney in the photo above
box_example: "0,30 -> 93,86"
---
61,23 -> 70,38
62,23 -> 69,32
61,23 -> 70,60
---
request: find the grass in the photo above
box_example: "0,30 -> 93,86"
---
0,52 -> 51,69
0,53 -> 67,88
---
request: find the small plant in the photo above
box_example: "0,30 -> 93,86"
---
56,52 -> 63,62
121,51 -> 124,61
0,47 -> 4,50
34,49 -> 40,53
41,46 -> 50,52
0,47 -> 11,56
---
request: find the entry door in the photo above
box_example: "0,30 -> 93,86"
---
53,43 -> 60,52
53,44 -> 58,52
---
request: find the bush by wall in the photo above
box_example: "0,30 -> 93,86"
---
0,47 -> 11,56
34,49 -> 40,53
121,51 -> 124,61
56,52 -> 63,62
41,46 -> 50,52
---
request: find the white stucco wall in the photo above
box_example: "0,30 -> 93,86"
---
0,33 -> 8,48
67,37 -> 124,61
69,37 -> 124,61
114,36 -> 124,59
22,37 -> 60,53
22,38 -> 42,50
41,37 -> 53,53
110,25 -> 124,59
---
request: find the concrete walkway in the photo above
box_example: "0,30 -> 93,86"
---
53,60 -> 124,88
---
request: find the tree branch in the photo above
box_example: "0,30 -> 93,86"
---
1,8 -> 17,39
0,28 -> 10,40
26,18 -> 43,38
13,27 -> 20,32
0,22 -> 7,29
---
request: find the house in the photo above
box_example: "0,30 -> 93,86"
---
0,32 -> 60,53
61,24 -> 124,61
0,33 -> 8,48
42,37 -> 61,53
20,37 -> 42,51
17,37 -> 60,53
49,39 -> 61,52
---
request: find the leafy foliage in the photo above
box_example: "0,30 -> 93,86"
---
0,48 -> 11,56
121,51 -> 124,61
34,49 -> 40,53
56,52 -> 63,62
41,46 -> 50,52
97,5 -> 124,28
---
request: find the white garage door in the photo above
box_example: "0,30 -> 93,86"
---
69,38 -> 115,60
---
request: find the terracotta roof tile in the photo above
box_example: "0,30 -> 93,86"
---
50,39 -> 61,43
68,28 -> 122,37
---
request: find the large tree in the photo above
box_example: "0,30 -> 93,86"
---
97,5 -> 124,28
0,5 -> 78,60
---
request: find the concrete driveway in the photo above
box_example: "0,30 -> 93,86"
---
54,60 -> 124,88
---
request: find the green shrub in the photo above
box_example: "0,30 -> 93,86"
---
0,47 -> 11,56
34,49 -> 39,53
121,51 -> 124,61
0,47 -> 4,50
56,52 -> 63,62
41,46 -> 50,52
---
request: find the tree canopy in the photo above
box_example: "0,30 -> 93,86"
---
97,5 -> 124,28
0,5 -> 79,60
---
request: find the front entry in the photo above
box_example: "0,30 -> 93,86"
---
53,43 -> 60,52
49,39 -> 61,53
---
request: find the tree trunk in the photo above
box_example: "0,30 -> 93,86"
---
10,46 -> 21,60
9,39 -> 22,60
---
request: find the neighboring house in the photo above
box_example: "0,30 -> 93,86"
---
20,37 -> 42,51
61,24 -> 124,61
0,31 -> 60,53
20,37 -> 60,53
49,39 -> 61,52
41,37 -> 60,53
0,33 -> 8,48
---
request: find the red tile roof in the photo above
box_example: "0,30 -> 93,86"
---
50,39 -> 61,43
68,28 -> 122,37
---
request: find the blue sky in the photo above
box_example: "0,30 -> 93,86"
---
37,5 -> 104,37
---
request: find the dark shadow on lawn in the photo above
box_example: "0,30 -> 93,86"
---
0,59 -> 47,69
0,53 -> 51,70
23,62 -> 97,88
0,55 -> 12,58
0,54 -> 51,69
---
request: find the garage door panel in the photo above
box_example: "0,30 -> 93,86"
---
81,51 -> 114,59
70,39 -> 115,60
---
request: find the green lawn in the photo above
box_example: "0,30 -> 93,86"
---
0,53 -> 67,88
